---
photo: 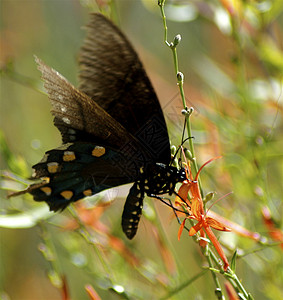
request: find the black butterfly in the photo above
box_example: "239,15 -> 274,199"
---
11,13 -> 186,239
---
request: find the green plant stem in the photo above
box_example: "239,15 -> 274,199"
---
158,0 -> 202,190
208,247 -> 250,299
172,46 -> 179,76
208,247 -> 249,298
158,0 -> 170,48
225,270 -> 249,299
232,275 -> 249,299
205,247 -> 225,299
207,241 -> 250,298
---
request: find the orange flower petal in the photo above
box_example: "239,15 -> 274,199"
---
204,225 -> 229,271
206,217 -> 231,232
189,221 -> 203,236
190,199 -> 201,218
175,182 -> 191,206
207,210 -> 260,241
190,182 -> 202,202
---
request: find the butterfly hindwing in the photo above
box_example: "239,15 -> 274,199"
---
28,142 -> 136,211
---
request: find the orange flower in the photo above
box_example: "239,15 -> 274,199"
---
262,206 -> 283,249
176,156 -> 230,271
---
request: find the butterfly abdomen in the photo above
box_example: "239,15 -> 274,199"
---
122,183 -> 144,239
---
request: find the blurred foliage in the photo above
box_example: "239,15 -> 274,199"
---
1,0 -> 282,299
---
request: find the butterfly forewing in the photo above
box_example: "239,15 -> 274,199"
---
79,13 -> 171,164
35,56 -> 141,152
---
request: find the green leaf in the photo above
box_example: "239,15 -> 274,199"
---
230,250 -> 237,272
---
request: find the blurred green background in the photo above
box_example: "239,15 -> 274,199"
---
1,0 -> 282,299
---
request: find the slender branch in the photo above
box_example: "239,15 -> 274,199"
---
158,0 -> 202,194
205,248 -> 225,300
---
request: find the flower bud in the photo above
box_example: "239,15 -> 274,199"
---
173,34 -> 181,47
177,71 -> 184,82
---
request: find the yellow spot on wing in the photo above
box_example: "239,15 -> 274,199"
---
92,146 -> 105,157
63,151 -> 76,162
60,190 -> 73,200
41,186 -> 52,196
83,189 -> 92,196
42,177 -> 50,183
47,162 -> 60,173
